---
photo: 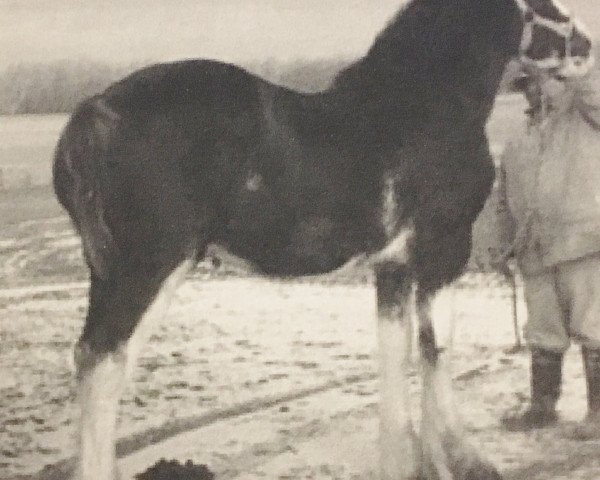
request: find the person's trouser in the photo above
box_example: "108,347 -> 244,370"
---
522,253 -> 600,353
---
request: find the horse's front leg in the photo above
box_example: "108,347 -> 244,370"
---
375,262 -> 422,480
417,286 -> 502,480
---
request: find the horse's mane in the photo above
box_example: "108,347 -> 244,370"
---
298,0 -> 522,153
333,0 -> 520,93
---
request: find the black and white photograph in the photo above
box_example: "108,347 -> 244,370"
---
2,0 -> 600,478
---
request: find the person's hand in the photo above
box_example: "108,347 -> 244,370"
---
489,246 -> 514,277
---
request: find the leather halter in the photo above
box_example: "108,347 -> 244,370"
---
512,0 -> 594,77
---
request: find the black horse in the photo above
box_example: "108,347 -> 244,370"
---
53,0 -> 593,478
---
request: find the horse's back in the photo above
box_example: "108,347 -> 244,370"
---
54,59 -> 368,276
53,61 -> 266,271
101,60 -> 261,115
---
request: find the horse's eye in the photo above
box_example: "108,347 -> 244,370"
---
524,9 -> 535,22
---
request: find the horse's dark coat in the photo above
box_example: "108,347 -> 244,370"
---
52,0 -> 589,353
50,2 -> 597,479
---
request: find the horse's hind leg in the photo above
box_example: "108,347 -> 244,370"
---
75,256 -> 193,480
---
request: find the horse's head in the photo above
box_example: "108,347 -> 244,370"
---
514,0 -> 594,78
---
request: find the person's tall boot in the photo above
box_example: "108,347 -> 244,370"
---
502,348 -> 563,431
566,347 -> 600,440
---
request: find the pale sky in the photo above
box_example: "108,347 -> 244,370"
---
1,0 -> 404,66
1,0 -> 599,67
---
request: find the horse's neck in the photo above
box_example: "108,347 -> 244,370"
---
332,0 -> 519,117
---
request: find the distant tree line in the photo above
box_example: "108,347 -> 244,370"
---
0,61 -> 134,115
0,57 -> 524,115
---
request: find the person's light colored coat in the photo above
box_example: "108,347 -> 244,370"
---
496,72 -> 600,275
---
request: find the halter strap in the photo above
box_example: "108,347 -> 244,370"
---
514,0 -> 575,69
512,0 -> 531,16
514,0 -> 594,78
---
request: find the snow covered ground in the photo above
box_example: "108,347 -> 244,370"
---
2,269 -> 598,480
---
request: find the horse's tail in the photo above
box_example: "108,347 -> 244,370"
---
53,96 -> 121,279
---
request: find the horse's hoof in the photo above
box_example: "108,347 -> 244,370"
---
135,458 -> 215,480
380,423 -> 423,480
421,460 -> 502,480
452,460 -> 503,480
421,431 -> 503,480
446,449 -> 503,480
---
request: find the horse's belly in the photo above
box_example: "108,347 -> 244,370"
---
225,211 -> 372,276
220,165 -> 384,276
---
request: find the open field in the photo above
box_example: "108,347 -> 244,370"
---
0,188 -> 64,231
5,93 -> 600,479
0,116 -> 65,189
2,267 -> 599,479
2,0 -> 600,475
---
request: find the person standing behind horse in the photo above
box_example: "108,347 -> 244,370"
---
492,67 -> 600,437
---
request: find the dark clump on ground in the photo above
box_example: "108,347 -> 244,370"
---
135,459 -> 215,480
